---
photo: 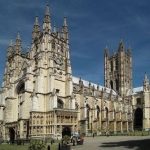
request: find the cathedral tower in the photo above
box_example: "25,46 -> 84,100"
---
104,41 -> 132,97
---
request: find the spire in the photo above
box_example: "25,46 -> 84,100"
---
32,16 -> 40,41
62,17 -> 69,43
35,16 -> 39,26
43,4 -> 51,33
15,32 -> 21,55
45,4 -> 50,16
104,45 -> 109,57
63,17 -> 68,27
17,32 -> 21,40
118,40 -> 125,52
144,72 -> 149,83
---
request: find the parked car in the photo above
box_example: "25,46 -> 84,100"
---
71,132 -> 84,145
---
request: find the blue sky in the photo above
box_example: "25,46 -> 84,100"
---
0,0 -> 150,87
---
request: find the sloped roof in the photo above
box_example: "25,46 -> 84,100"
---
133,86 -> 143,94
72,76 -> 117,96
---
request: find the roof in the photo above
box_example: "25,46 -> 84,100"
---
133,87 -> 143,94
72,76 -> 117,96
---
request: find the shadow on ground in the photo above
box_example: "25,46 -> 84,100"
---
100,138 -> 150,150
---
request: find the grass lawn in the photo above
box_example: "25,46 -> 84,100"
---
0,144 -> 28,150
0,143 -> 59,150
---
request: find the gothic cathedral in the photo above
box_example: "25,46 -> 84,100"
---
0,5 -> 150,141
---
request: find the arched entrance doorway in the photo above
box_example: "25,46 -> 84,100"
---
9,128 -> 15,144
62,126 -> 71,138
134,108 -> 143,130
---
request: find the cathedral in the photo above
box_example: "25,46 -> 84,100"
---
0,5 -> 150,141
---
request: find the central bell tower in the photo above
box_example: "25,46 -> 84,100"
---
104,41 -> 132,97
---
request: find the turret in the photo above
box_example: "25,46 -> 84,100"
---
32,16 -> 40,42
62,17 -> 69,43
43,4 -> 51,34
104,46 -> 109,87
14,32 -> 21,55
143,73 -> 149,91
118,40 -> 125,52
104,41 -> 132,97
104,46 -> 109,57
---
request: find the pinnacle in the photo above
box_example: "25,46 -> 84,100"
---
144,72 -> 148,80
16,32 -> 21,40
45,4 -> 50,16
9,40 -> 13,46
53,25 -> 57,33
63,17 -> 67,27
118,39 -> 125,51
34,16 -> 39,26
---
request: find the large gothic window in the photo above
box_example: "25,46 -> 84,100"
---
16,81 -> 25,119
86,104 -> 90,129
57,99 -> 64,109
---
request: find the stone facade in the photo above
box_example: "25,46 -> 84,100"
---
0,5 -> 150,141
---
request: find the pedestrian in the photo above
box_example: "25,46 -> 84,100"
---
58,143 -> 61,150
93,133 -> 95,138
47,145 -> 50,150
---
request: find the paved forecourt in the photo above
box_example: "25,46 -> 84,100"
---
71,136 -> 150,150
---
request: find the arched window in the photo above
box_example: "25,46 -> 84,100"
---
86,104 -> 90,129
134,108 -> 143,130
52,40 -> 55,49
116,79 -> 119,92
16,81 -> 25,94
57,99 -> 64,109
97,106 -> 100,120
136,98 -> 141,105
105,107 -> 109,120
110,61 -> 113,72
115,59 -> 118,70
110,81 -> 113,89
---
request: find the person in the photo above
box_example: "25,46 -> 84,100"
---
93,133 -> 95,138
106,130 -> 109,137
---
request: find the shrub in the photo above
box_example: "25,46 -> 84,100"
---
28,139 -> 46,150
62,135 -> 70,145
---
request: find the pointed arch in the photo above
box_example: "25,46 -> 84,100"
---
57,99 -> 64,109
16,81 -> 25,94
134,108 -> 143,130
97,105 -> 100,120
